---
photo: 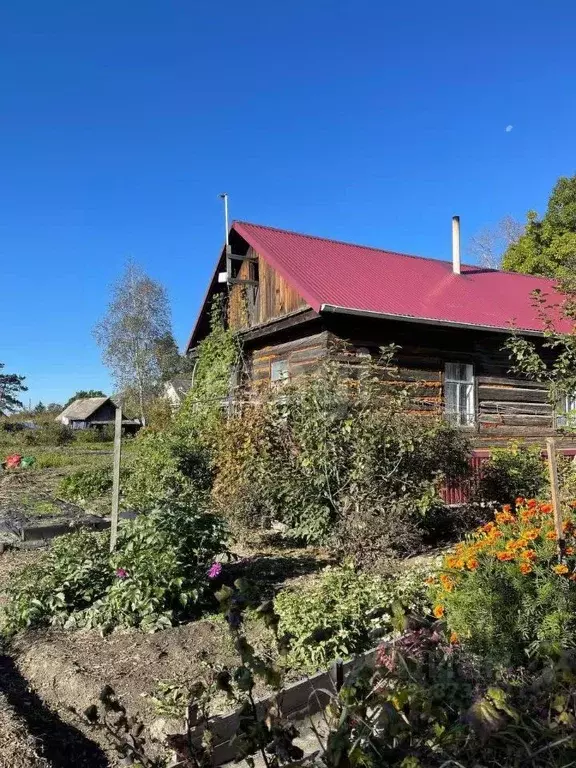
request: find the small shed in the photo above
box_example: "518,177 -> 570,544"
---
56,397 -> 141,434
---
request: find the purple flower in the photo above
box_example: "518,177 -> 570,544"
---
207,562 -> 222,579
116,568 -> 128,580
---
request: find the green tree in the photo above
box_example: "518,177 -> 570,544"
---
502,174 -> 576,277
94,260 -> 172,425
34,401 -> 46,414
154,332 -> 196,383
0,363 -> 27,414
64,390 -> 107,408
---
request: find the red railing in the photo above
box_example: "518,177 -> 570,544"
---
440,448 -> 576,505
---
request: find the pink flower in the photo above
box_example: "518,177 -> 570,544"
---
116,568 -> 128,580
208,562 -> 222,579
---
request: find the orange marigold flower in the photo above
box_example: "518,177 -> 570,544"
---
467,558 -> 479,570
566,547 -> 575,556
439,574 -> 455,592
482,522 -> 495,533
519,563 -> 533,575
446,556 -> 460,569
546,531 -> 557,540
496,551 -> 515,562
433,605 -> 445,619
540,503 -> 553,514
527,499 -> 537,509
521,550 -> 537,562
502,504 -> 512,513
524,529 -> 540,541
553,564 -> 569,575
520,510 -> 535,522
449,631 -> 459,644
495,512 -> 516,525
425,576 -> 436,585
515,497 -> 525,505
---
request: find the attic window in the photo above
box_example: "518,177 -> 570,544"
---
271,360 -> 289,384
444,362 -> 475,426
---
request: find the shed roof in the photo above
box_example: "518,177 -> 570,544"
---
57,397 -> 110,422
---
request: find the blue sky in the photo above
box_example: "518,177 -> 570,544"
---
1,0 -> 576,406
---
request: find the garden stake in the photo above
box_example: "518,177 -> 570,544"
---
110,406 -> 123,552
546,437 -> 565,562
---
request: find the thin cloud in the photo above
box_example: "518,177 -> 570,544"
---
505,125 -> 513,133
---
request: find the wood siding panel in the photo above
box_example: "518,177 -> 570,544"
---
228,249 -> 308,331
249,332 -> 329,387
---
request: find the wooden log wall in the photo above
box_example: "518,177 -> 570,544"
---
228,248 -> 308,332
249,331 -> 329,387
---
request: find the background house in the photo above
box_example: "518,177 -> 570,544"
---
163,377 -> 193,408
187,219 -> 572,448
56,397 -> 141,433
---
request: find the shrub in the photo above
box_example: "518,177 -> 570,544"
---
59,466 -> 115,504
274,563 -> 431,672
37,421 -> 74,446
477,441 -> 547,506
431,498 -> 576,665
74,426 -> 114,444
213,356 -> 470,562
2,507 -> 227,634
123,428 -> 212,511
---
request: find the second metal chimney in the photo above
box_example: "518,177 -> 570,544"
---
452,215 -> 461,274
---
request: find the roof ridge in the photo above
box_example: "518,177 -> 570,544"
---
233,219 -> 487,271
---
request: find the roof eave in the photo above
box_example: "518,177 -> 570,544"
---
319,303 -> 544,338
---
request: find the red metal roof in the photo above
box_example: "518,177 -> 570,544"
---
233,221 -> 568,334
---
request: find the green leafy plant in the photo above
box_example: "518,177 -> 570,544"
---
58,466 -> 116,504
477,441 -> 547,506
2,507 -> 227,635
431,498 -> 576,665
213,353 -> 470,562
274,564 -> 431,672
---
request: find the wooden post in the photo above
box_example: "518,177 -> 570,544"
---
110,406 -> 122,553
546,437 -> 565,562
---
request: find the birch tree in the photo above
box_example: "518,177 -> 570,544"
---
94,260 -> 171,425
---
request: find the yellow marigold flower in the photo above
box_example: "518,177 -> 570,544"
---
446,556 -> 459,569
433,605 -> 445,619
546,531 -> 557,540
553,564 -> 569,575
521,549 -> 537,562
449,631 -> 459,644
467,558 -> 479,570
524,529 -> 540,541
495,511 -> 516,525
519,563 -> 533,575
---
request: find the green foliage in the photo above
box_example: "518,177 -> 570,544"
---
0,362 -> 27,413
213,354 -> 470,562
124,297 -> 238,511
123,427 -> 211,511
274,564 -> 431,672
59,466 -> 115,504
502,175 -> 576,277
477,441 -> 547,505
432,500 -> 576,666
63,390 -> 106,408
2,507 -> 227,634
74,426 -> 115,443
505,282 -> 576,421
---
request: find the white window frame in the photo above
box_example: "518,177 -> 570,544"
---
444,362 -> 475,426
271,359 -> 290,385
557,393 -> 576,428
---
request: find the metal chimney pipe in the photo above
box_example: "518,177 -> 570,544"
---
452,215 -> 461,275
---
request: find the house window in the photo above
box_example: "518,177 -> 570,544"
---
271,359 -> 290,384
557,393 -> 576,428
444,363 -> 475,426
